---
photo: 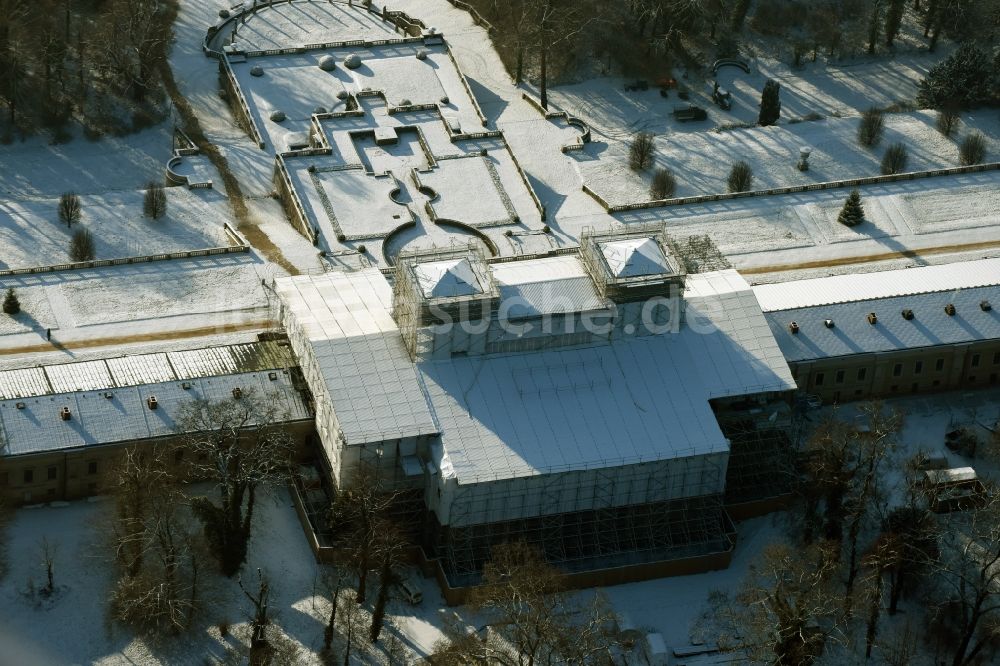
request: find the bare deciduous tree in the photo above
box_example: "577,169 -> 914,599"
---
922,487 -> 1000,666
179,389 -> 296,577
58,191 -> 81,227
329,463 -> 404,604
714,542 -> 843,666
107,447 -> 199,636
431,541 -> 621,664
143,180 -> 167,219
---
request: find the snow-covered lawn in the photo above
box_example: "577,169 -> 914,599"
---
0,124 -> 173,199
551,54 -> 943,142
228,1 -> 398,52
314,168 -> 404,239
0,188 -> 234,271
0,488 -> 447,665
421,155 -> 512,226
576,110 -> 999,204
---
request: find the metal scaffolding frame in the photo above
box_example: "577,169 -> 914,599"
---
391,244 -> 499,359
578,223 -> 687,303
716,404 -> 801,505
430,494 -> 734,588
427,453 -> 732,587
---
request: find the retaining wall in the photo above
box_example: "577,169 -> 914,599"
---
593,162 -> 1000,213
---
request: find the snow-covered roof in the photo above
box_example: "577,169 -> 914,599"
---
274,270 -> 438,445
765,284 -> 1000,362
421,268 -> 795,482
753,258 -> 1000,312
0,341 -> 297,401
414,257 -> 483,298
492,255 -> 606,318
275,259 -> 792,479
600,238 -> 672,277
0,370 -> 310,457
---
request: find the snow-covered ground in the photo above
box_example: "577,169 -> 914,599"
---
0,252 -> 277,361
575,109 -> 999,203
0,488 -> 445,665
0,124 -> 174,199
5,387 -> 993,664
0,188 -> 233,270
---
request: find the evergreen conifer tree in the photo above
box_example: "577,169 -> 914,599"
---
838,190 -> 865,227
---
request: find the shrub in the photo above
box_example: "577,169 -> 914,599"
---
916,44 -> 992,110
629,132 -> 655,171
58,192 -> 81,227
143,181 -> 167,219
713,121 -> 755,133
880,143 -> 908,175
727,160 -> 753,193
837,189 -> 865,227
936,108 -> 960,137
758,79 -> 781,126
649,168 -> 676,200
959,132 -> 987,166
857,107 -> 884,147
69,228 -> 95,262
3,288 -> 19,315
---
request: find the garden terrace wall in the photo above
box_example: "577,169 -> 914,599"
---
444,0 -> 495,35
587,162 -> 1000,213
274,155 -> 318,244
0,231 -> 249,279
444,43 -> 489,127
219,56 -> 265,149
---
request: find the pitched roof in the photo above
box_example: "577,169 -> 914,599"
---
753,258 -> 1000,313
600,238 -> 672,278
414,258 -> 483,298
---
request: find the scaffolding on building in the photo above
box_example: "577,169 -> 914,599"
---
427,452 -> 733,588
391,244 -> 499,359
431,494 -> 735,588
715,401 -> 802,506
578,223 -> 686,303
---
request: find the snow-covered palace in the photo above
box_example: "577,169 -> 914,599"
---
1,1 -> 999,599
3,225 -> 998,598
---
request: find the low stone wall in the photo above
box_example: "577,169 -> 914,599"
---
585,161 -> 1000,213
0,243 -> 249,278
274,155 -> 318,244
443,0 -> 495,35
520,90 -> 592,153
219,55 -> 265,149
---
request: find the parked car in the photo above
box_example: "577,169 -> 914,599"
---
393,569 -> 423,605
672,105 -> 708,122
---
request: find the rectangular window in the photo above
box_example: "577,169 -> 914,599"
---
23,469 -> 33,483
993,352 -> 1000,365
914,361 -> 923,375
892,363 -> 902,377
936,358 -> 945,372
835,370 -> 845,384
814,372 -> 824,387
47,466 -> 57,481
857,368 -> 867,381
971,354 -> 981,368
87,461 -> 98,475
